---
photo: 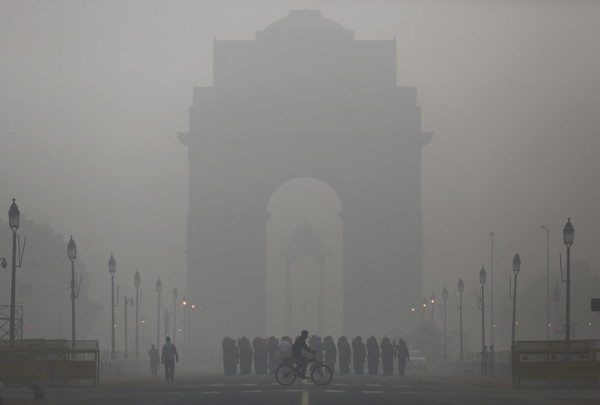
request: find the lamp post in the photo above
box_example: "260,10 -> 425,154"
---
172,288 -> 178,339
108,254 -> 116,358
67,236 -> 77,343
442,286 -> 448,359
510,253 -> 521,346
563,218 -> 574,343
553,280 -> 561,338
490,232 -> 494,347
8,199 -> 20,342
421,298 -> 427,325
430,293 -> 436,326
181,296 -> 187,350
156,277 -> 162,346
540,225 -> 550,340
478,266 -> 486,375
124,296 -> 133,358
457,278 -> 464,361
134,269 -> 141,359
410,307 -> 416,334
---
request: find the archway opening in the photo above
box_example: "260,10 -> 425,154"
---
266,177 -> 343,338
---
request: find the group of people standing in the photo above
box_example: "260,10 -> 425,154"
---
222,335 -> 410,376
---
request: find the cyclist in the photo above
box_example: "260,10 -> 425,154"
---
292,330 -> 315,379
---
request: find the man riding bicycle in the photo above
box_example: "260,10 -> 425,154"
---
292,330 -> 315,379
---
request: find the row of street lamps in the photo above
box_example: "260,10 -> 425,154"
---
420,217 -> 575,360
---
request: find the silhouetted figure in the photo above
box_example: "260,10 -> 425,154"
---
315,336 -> 324,362
221,337 -> 238,375
480,345 -> 488,376
488,345 -> 495,377
323,335 -> 337,373
352,336 -> 366,375
292,330 -> 315,379
148,344 -> 159,376
366,336 -> 380,375
238,336 -> 253,375
380,337 -> 394,375
161,336 -> 179,381
278,336 -> 292,363
337,336 -> 351,375
394,338 -> 409,376
267,336 -> 280,373
253,337 -> 269,374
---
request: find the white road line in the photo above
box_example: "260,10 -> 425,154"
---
396,384 -> 411,388
324,389 -> 345,393
208,384 -> 225,386
240,383 -> 258,386
202,391 -> 221,394
333,383 -> 349,387
363,390 -> 383,394
365,384 -> 383,387
301,390 -> 310,405
241,390 -> 262,393
285,389 -> 303,392
272,382 -> 280,385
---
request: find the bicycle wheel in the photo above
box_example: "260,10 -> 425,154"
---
275,363 -> 297,386
310,363 -> 333,386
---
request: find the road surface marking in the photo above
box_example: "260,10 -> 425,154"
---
396,384 -> 411,388
285,389 -> 303,392
324,389 -> 345,393
272,382 -> 280,385
363,390 -> 383,394
209,384 -> 225,386
242,390 -> 262,393
334,383 -> 349,386
241,383 -> 258,386
301,390 -> 310,405
202,391 -> 221,394
366,384 -> 383,387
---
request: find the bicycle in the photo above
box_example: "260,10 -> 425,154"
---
274,356 -> 333,386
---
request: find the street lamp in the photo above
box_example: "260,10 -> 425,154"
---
124,296 -> 133,358
108,254 -> 116,358
563,218 -> 574,343
181,296 -> 187,350
430,293 -> 436,325
490,232 -> 495,348
457,278 -> 464,361
478,265 -> 486,375
156,277 -> 162,346
134,269 -> 141,359
67,236 -> 77,343
540,225 -> 550,340
553,280 -> 561,338
172,288 -> 178,339
8,199 -> 20,342
510,253 -> 521,345
442,286 -> 448,359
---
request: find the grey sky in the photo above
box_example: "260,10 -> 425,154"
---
1,1 -> 599,347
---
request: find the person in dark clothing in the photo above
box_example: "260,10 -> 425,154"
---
238,336 -> 253,375
221,337 -> 238,375
323,336 -> 337,373
394,338 -> 409,375
366,336 -> 380,375
352,336 -> 366,375
292,330 -> 315,379
267,336 -> 280,373
380,337 -> 394,375
337,336 -> 351,375
253,337 -> 268,375
148,344 -> 159,376
161,336 -> 179,381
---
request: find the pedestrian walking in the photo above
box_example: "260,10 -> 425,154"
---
161,336 -> 179,381
337,336 -> 351,375
380,337 -> 394,375
352,336 -> 366,375
323,336 -> 337,373
238,336 -> 253,375
366,336 -> 380,375
148,344 -> 159,376
267,336 -> 279,373
221,337 -> 238,375
394,338 -> 409,376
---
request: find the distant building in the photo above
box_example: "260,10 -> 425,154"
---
178,10 -> 431,348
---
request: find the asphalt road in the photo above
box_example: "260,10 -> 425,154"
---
3,371 -> 600,405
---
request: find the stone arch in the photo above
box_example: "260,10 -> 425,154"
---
266,177 -> 343,337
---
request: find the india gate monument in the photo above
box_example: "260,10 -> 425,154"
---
178,10 -> 431,349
